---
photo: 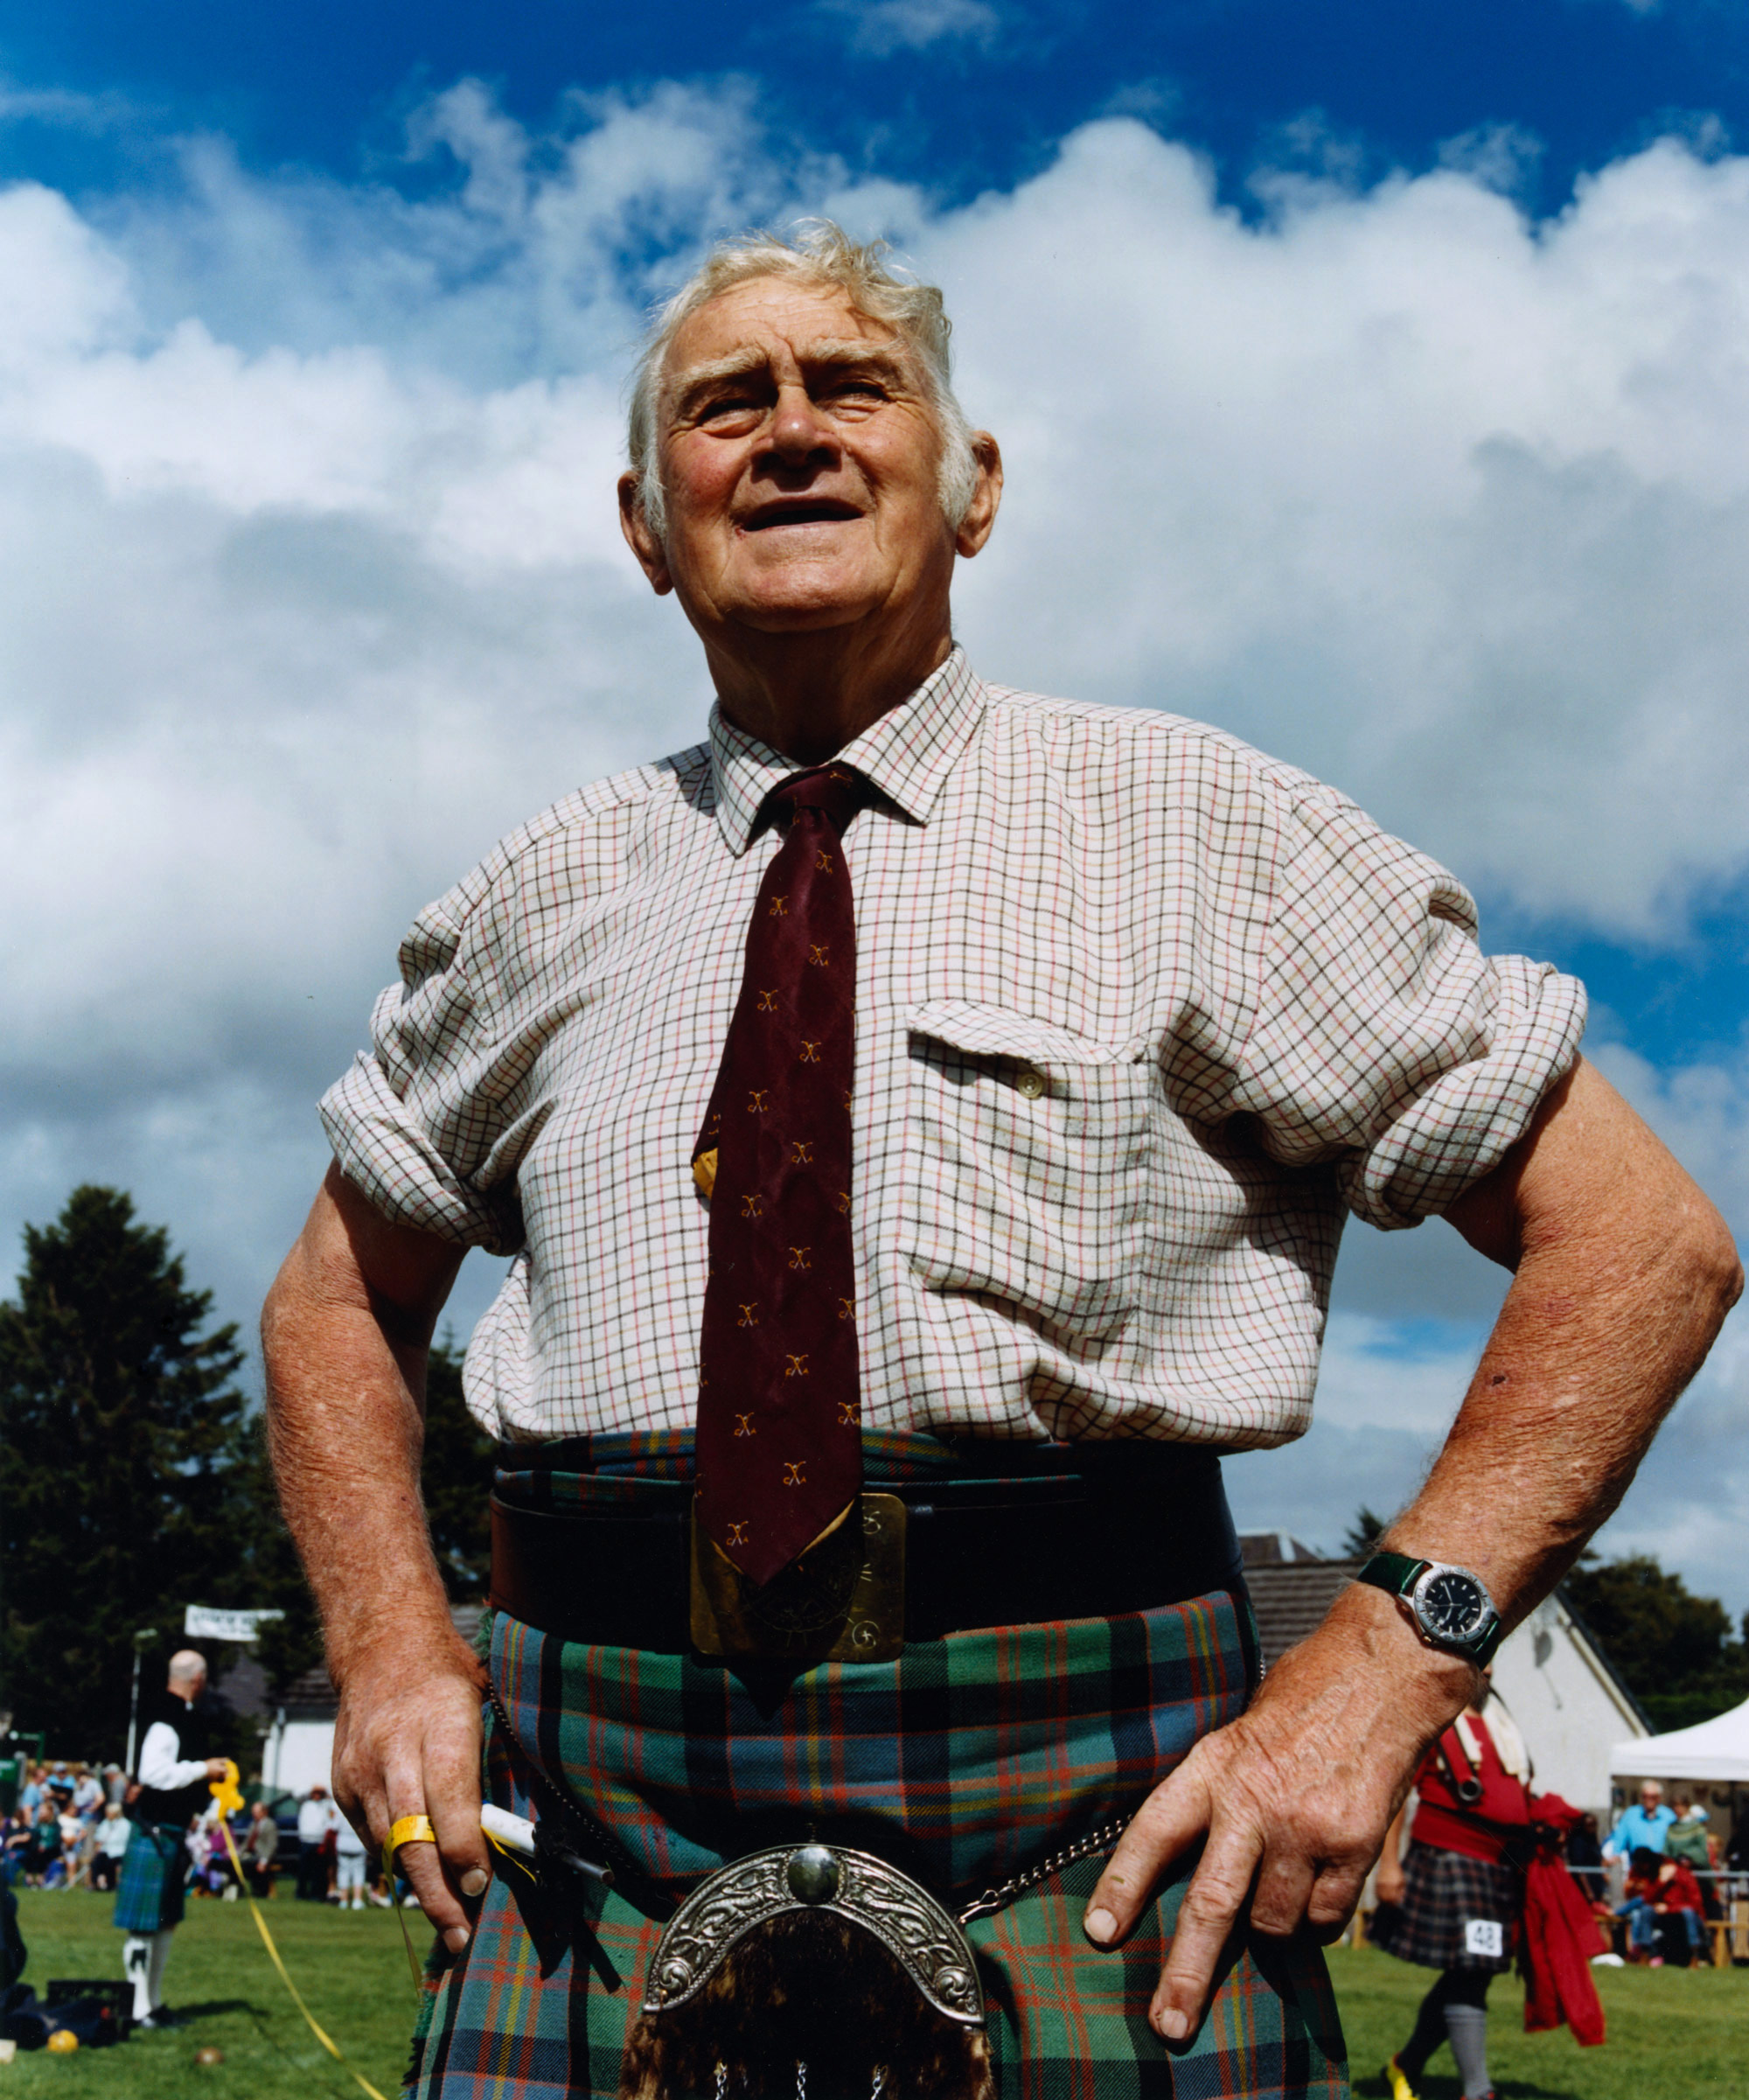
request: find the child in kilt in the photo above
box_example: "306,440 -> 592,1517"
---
1372,1682 -> 1534,2100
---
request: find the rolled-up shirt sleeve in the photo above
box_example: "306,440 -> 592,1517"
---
1235,783 -> 1587,1230
319,889 -> 524,1253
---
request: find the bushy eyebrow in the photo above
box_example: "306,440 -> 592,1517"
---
666,339 -> 915,421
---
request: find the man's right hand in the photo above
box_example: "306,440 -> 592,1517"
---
1374,1861 -> 1406,1908
331,1639 -> 492,1952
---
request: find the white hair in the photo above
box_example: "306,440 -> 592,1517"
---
626,221 -> 979,541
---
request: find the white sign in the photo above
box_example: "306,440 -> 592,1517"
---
1463,1918 -> 1504,1959
183,1607 -> 285,1643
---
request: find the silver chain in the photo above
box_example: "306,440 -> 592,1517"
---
795,2062 -> 807,2100
714,2066 -> 728,2100
956,1815 -> 1128,1924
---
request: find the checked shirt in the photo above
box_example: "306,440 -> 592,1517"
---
321,648 -> 1585,1448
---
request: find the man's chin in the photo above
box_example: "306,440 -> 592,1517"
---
715,577 -> 878,635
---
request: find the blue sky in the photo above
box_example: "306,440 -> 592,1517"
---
2,0 -> 1746,1609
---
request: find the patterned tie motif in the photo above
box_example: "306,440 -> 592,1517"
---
693,765 -> 870,1587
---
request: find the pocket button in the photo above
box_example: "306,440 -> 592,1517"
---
1014,1068 -> 1047,1100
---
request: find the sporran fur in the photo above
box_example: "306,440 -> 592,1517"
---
617,1909 -> 994,2100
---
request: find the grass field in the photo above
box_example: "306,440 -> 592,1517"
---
1,1889 -> 1742,2096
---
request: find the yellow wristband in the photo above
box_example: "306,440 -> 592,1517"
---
384,1813 -> 437,1873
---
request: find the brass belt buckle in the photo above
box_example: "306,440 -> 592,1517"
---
689,1493 -> 907,1663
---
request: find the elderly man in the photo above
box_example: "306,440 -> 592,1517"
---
264,226 -> 1739,2097
116,1649 -> 229,2029
1603,1779 -> 1677,1861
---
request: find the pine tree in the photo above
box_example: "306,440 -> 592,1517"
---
0,1187 -> 254,1755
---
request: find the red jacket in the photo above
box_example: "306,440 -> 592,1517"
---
1411,1713 -> 1532,1864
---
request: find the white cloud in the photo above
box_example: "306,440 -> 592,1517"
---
817,0 -> 1002,59
3,84 -> 1749,1609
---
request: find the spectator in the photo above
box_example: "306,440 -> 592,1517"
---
240,1803 -> 279,1899
72,1767 -> 103,1817
91,1804 -> 131,1894
1614,1846 -> 1663,1959
1,1813 -> 29,1884
24,1801 -> 59,1887
185,1814 -> 214,1894
1603,1778 -> 1676,1859
1566,1811 -> 1606,1902
1666,1797 -> 1710,1866
334,1816 -> 370,1912
16,1766 -> 41,1817
1652,1855 -> 1708,1963
295,1787 -> 337,1902
101,1763 -> 128,1809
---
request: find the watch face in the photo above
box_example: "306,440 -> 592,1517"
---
1416,1569 -> 1488,1643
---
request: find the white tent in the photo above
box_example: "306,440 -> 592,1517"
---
1609,1697 -> 1749,1784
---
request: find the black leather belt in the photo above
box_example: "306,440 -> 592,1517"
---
489,1446 -> 1247,1654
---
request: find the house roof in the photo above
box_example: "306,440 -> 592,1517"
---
262,1603 -> 485,1721
1240,1552 -> 1362,1670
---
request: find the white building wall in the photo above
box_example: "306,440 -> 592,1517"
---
1490,1594 -> 1646,1815
262,1718 -> 338,1799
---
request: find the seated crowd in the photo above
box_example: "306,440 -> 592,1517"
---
1584,1778 -> 1747,1966
0,1762 -> 401,1909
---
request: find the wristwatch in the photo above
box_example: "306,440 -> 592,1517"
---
1354,1552 -> 1504,1666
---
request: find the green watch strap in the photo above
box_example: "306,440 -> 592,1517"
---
1355,1551 -> 1426,1600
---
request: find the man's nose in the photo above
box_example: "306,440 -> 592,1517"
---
763,381 -> 838,464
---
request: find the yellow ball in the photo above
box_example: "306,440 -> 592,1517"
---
45,2027 -> 79,2053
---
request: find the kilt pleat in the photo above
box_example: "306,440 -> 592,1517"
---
113,1822 -> 186,1935
406,1592 -> 1347,2098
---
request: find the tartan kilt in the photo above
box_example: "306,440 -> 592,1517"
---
113,1822 -> 187,1935
1370,1843 -> 1519,1974
408,1595 -> 1347,2099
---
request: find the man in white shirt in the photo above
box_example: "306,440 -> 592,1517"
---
264,226 -> 1740,2097
296,1786 -> 338,1902
115,1650 -> 228,2029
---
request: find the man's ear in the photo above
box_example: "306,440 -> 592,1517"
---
954,432 -> 1004,559
618,469 -> 673,595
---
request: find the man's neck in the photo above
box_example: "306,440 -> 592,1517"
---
703,617 -> 953,766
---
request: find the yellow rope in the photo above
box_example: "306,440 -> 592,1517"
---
216,1815 -> 396,2100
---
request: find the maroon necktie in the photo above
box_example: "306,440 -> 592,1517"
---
693,764 -> 869,1587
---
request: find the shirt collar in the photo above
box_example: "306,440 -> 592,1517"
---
707,645 -> 987,856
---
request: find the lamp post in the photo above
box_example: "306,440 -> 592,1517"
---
124,1628 -> 157,1774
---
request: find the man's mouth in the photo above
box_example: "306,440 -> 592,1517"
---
740,499 -> 864,532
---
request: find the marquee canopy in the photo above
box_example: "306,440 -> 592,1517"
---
1610,1698 -> 1749,1784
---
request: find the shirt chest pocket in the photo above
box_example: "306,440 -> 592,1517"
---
898,1001 -> 1160,1346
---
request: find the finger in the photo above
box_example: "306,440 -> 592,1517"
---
1150,1823 -> 1264,2042
1307,1860 -> 1367,1936
1084,1762 -> 1211,1947
392,1838 -> 470,1945
384,1768 -> 473,1950
1249,1846 -> 1315,1939
423,1709 -> 491,1902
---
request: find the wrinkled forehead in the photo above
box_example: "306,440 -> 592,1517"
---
658,277 -> 917,416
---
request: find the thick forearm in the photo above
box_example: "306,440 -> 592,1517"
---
262,1250 -> 468,1686
1382,1207 -> 1739,1629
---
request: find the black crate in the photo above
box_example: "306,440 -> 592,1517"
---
45,1978 -> 132,2041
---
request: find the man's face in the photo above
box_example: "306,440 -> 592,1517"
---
1641,1786 -> 1662,1810
625,278 -> 964,640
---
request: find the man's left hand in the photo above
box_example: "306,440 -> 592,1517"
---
1081,1587 -> 1474,2042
